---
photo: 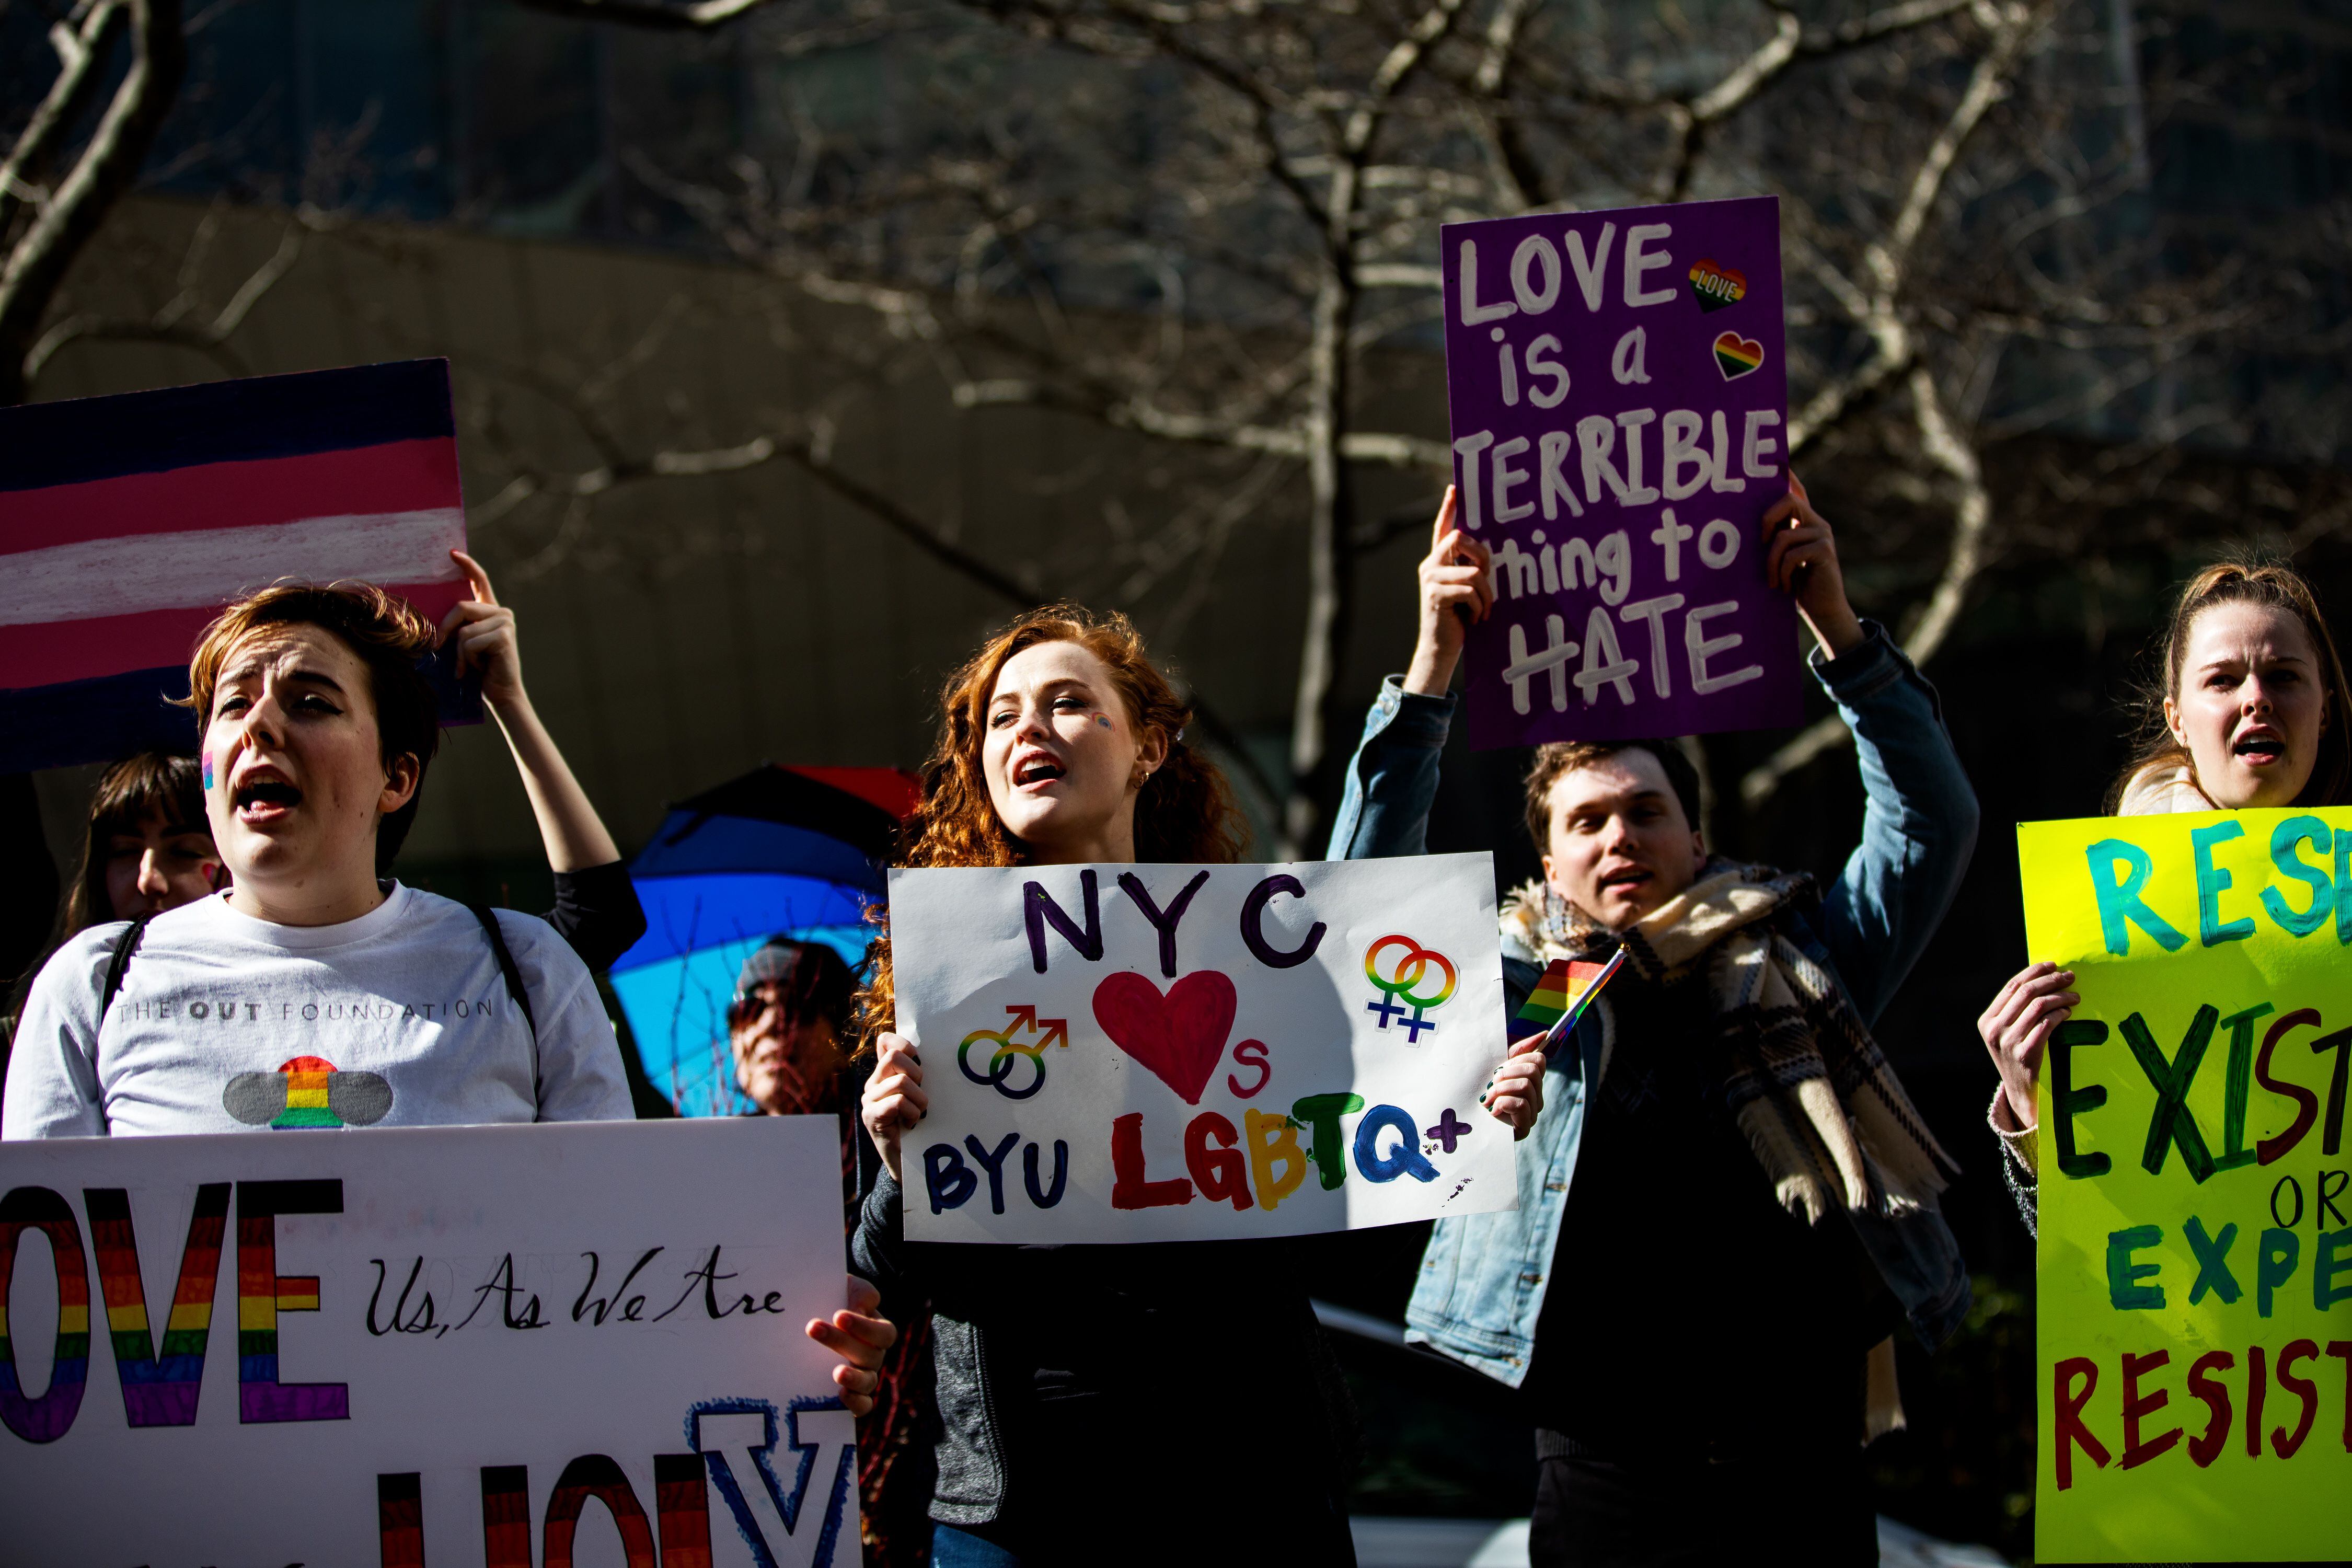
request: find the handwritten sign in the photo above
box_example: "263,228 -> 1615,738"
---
1441,197 -> 1798,748
2019,809 -> 2352,1563
0,1118 -> 860,1566
0,359 -> 473,772
889,854 -> 1516,1243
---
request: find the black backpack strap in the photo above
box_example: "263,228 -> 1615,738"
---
99,915 -> 155,1022
467,903 -> 537,1039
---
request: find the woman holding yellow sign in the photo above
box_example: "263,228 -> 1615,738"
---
1981,557 -> 2352,1226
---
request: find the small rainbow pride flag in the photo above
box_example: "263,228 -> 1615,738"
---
1515,950 -> 1625,1037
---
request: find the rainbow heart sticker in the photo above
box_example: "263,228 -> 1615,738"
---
1713,331 -> 1765,381
1688,258 -> 1747,313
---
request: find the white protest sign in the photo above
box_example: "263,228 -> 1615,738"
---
0,1117 -> 859,1566
890,854 -> 1517,1243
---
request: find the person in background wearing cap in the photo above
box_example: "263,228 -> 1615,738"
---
731,936 -> 933,1568
731,937 -> 858,1120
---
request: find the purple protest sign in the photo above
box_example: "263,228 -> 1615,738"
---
1442,196 -> 1798,749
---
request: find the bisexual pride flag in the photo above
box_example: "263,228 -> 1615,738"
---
0,360 -> 468,772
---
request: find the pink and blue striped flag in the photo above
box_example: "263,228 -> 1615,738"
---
0,360 -> 471,771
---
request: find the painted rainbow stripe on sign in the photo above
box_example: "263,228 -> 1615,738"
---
235,1179 -> 349,1424
378,1473 -> 426,1568
654,1452 -> 716,1568
482,1465 -> 534,1568
86,1183 -> 229,1427
545,1454 -> 661,1568
0,1187 -> 90,1444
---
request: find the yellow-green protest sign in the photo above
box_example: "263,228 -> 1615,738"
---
2021,809 -> 2352,1563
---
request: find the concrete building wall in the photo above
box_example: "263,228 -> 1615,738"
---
25,194 -> 1445,895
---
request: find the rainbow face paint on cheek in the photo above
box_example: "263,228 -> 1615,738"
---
200,751 -> 213,791
1094,713 -> 1114,731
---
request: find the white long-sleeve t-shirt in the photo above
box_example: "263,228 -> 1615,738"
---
3,883 -> 633,1139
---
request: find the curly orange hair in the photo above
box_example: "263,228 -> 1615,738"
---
856,604 -> 1247,1048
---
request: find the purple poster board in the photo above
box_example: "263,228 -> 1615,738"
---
1442,196 -> 1798,749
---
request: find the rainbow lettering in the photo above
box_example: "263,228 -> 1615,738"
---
86,1183 -> 229,1427
481,1465 -> 533,1568
235,1178 -> 349,1424
378,1473 -> 426,1568
0,1186 -> 90,1444
545,1454 -> 659,1568
394,1457 -> 713,1566
653,1452 -> 716,1568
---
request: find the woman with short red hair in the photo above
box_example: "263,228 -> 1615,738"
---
5,579 -> 895,1411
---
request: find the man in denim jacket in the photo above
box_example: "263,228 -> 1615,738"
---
1329,482 -> 1978,1565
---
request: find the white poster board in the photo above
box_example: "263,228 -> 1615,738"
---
890,854 -> 1517,1243
0,1117 -> 859,1566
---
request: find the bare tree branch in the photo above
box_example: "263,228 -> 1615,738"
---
508,0 -> 789,26
23,206 -> 319,385
0,3 -> 128,236
0,0 -> 187,405
1742,366 -> 1996,808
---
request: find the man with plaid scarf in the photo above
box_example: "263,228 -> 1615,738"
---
1329,480 -> 1978,1565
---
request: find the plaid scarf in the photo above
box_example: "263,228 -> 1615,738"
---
1503,862 -> 1958,1224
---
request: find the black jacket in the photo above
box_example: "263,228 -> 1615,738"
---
851,1146 -> 1356,1531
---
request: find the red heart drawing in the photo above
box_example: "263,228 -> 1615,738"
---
1091,970 -> 1238,1106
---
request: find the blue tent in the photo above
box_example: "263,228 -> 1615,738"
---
609,766 -> 916,1116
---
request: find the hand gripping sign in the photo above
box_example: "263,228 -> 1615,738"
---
889,854 -> 1517,1243
1440,195 -> 1800,749
0,1118 -> 858,1567
2019,809 -> 2352,1564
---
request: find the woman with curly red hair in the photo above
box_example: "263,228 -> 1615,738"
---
852,605 -> 1359,1567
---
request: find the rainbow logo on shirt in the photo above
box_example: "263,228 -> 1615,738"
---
223,1055 -> 393,1129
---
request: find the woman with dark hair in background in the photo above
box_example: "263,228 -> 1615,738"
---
1980,555 -> 2352,1227
57,752 -> 223,935
852,606 -> 1379,1567
1,753 -> 225,1092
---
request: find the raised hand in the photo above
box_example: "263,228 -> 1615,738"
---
1978,962 -> 2076,1133
1480,1030 -> 1547,1139
861,1032 -> 927,1182
1403,487 -> 1496,697
436,550 -> 526,712
1759,474 -> 1865,658
804,1273 -> 897,1416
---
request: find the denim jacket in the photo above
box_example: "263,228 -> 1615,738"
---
1326,621 -> 1979,1386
